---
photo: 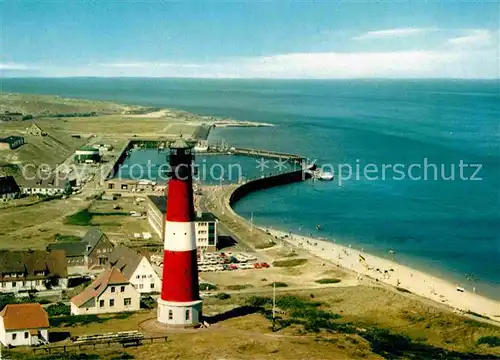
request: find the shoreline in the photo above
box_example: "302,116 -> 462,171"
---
262,227 -> 500,322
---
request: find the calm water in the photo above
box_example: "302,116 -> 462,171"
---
1,78 -> 499,298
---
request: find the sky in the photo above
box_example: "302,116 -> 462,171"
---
0,1 -> 499,79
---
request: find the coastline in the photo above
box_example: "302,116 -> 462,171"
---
262,227 -> 500,321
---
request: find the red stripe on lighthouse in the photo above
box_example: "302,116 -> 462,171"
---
166,178 -> 194,222
161,250 -> 199,302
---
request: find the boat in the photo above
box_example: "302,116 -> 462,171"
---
313,169 -> 334,181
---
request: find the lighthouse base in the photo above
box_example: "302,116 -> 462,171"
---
157,299 -> 203,328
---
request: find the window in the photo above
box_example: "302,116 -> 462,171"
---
136,275 -> 140,279
22,281 -> 26,287
110,286 -> 115,293
12,334 -> 16,340
12,282 -> 16,287
109,299 -> 114,307
120,286 -> 125,292
35,280 -> 40,286
99,257 -> 107,265
168,310 -> 173,320
99,300 -> 104,307
124,298 -> 131,306
1,283 -> 5,288
185,309 -> 190,321
138,284 -> 144,289
150,283 -> 155,289
142,275 -> 146,278
148,274 -> 152,278
24,332 -> 29,339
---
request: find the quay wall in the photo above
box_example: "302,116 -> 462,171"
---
229,168 -> 312,206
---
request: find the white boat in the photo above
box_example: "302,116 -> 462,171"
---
314,170 -> 334,181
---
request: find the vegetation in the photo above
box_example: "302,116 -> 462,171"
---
396,287 -> 412,293
226,284 -> 253,291
64,208 -> 129,226
315,278 -> 341,284
477,336 -> 500,347
215,293 -> 231,300
46,302 -> 71,317
272,258 -> 307,267
50,312 -> 133,327
199,283 -> 217,291
55,234 -> 82,243
269,282 -> 288,288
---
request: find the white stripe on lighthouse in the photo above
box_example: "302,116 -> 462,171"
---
164,221 -> 197,252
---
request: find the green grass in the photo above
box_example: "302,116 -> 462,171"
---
315,278 -> 341,284
50,312 -> 133,327
272,258 -> 308,267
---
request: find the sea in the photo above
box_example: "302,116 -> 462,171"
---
1,78 -> 499,299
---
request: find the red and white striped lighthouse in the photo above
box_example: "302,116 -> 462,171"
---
157,139 -> 202,327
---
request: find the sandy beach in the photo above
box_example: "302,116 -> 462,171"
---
264,228 -> 500,321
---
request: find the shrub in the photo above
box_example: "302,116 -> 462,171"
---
246,296 -> 272,307
199,283 -> 217,291
269,282 -> 288,288
477,336 -> 500,347
47,302 -> 70,316
55,234 -> 82,243
396,287 -> 412,293
272,259 -> 307,267
65,209 -> 93,226
215,292 -> 231,300
315,278 -> 341,284
226,284 -> 252,291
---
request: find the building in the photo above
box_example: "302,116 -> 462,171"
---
0,176 -> 21,201
0,112 -> 25,122
70,267 -> 140,315
157,139 -> 202,327
146,195 -> 218,252
26,123 -> 46,136
0,136 -> 24,150
81,227 -> 114,271
18,175 -> 72,196
0,304 -> 49,347
74,147 -> 100,163
108,246 -> 161,294
0,250 -> 68,293
47,242 -> 87,275
46,228 -> 114,275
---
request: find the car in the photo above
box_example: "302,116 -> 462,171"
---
260,262 -> 270,268
254,263 -> 262,269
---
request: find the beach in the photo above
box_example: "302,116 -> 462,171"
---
264,228 -> 500,321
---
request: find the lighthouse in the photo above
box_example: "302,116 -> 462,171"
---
157,139 -> 202,327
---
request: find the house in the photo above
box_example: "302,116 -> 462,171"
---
108,246 -> 161,294
0,112 -> 25,122
0,250 -> 68,293
0,304 -> 49,347
146,195 -> 218,252
70,267 -> 140,315
0,136 -> 24,150
18,175 -> 73,196
26,123 -> 46,136
81,227 -> 114,271
0,176 -> 21,201
74,147 -> 100,163
47,242 -> 87,275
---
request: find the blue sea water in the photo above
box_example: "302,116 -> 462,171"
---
1,78 -> 499,299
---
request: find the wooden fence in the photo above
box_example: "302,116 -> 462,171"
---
32,336 -> 168,355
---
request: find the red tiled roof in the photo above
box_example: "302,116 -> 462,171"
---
0,303 -> 49,330
70,267 -> 128,308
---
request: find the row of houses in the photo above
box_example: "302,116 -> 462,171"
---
0,175 -> 73,200
0,136 -> 25,150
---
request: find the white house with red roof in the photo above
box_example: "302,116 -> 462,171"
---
70,267 -> 140,315
0,303 -> 49,347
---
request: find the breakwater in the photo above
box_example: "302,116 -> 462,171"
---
229,167 -> 314,206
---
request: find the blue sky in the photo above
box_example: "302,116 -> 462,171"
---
1,1 -> 499,78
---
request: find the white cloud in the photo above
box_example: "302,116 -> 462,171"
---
447,29 -> 493,48
98,62 -> 203,68
0,63 -> 37,71
353,28 -> 433,40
